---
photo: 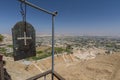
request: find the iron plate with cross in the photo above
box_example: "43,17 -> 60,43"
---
12,21 -> 36,61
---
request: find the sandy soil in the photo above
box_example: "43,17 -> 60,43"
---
55,53 -> 120,80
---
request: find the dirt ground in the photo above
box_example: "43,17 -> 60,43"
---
55,53 -> 120,80
3,53 -> 120,80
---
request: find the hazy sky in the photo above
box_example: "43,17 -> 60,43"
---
0,0 -> 120,36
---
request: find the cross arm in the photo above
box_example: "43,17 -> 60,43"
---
18,0 -> 58,16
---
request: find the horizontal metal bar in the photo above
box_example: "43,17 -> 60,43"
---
18,0 -> 58,16
53,71 -> 65,80
26,70 -> 52,80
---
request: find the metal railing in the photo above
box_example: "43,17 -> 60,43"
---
26,70 -> 65,80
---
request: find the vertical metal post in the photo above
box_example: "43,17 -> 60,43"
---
52,15 -> 55,80
44,75 -> 46,80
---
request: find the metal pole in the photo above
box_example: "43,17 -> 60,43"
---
52,15 -> 55,80
18,0 -> 57,16
44,75 -> 46,80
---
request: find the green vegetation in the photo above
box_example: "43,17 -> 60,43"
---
55,47 -> 66,54
0,34 -> 3,42
31,52 -> 51,60
27,47 -> 67,60
27,50 -> 51,60
66,44 -> 73,54
105,43 -> 116,48
0,47 -> 12,57
0,47 -> 6,55
7,45 -> 13,48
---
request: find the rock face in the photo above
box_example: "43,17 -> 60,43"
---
4,53 -> 120,80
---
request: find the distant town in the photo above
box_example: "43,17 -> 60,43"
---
0,34 -> 120,60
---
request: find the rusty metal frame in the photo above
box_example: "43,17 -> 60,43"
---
18,0 -> 62,80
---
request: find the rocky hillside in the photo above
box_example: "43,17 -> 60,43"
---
3,53 -> 120,80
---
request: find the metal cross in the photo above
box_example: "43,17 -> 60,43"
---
17,32 -> 32,45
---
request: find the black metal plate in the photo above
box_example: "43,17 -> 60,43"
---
12,21 -> 36,61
